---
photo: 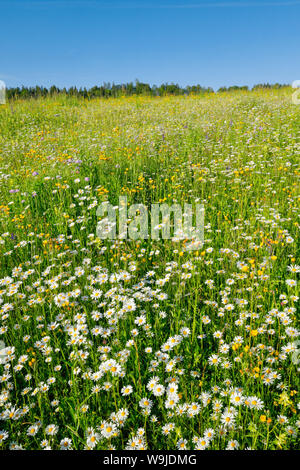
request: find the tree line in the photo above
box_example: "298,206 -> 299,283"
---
5,81 -> 289,100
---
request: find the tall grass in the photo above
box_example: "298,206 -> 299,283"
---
0,89 -> 299,450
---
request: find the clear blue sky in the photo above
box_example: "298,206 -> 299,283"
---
1,0 -> 300,90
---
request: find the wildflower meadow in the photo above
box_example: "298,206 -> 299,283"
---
0,88 -> 299,450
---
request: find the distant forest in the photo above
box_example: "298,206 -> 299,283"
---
5,81 -> 289,99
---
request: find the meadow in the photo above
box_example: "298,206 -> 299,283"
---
0,89 -> 299,450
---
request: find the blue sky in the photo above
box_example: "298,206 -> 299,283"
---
1,0 -> 300,90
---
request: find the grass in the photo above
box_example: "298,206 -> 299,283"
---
0,89 -> 299,450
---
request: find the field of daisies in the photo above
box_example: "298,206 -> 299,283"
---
0,89 -> 299,450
